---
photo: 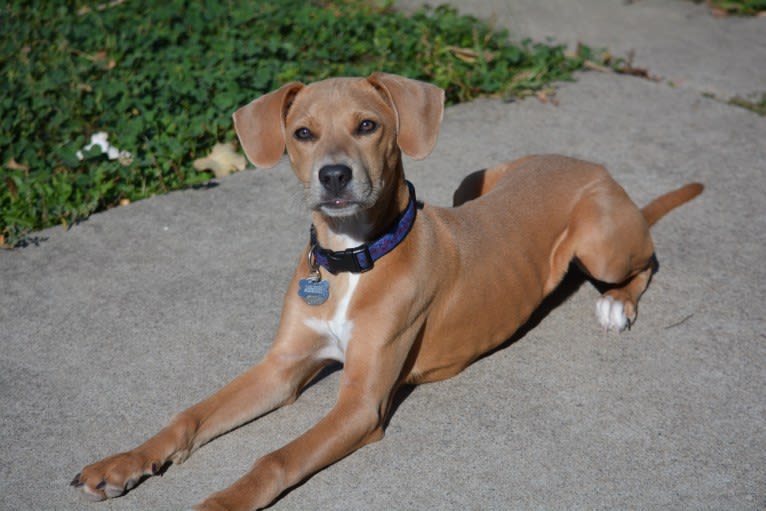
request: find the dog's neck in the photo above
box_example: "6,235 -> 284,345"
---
311,170 -> 409,252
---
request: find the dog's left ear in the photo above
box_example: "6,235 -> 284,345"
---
367,72 -> 445,160
233,81 -> 305,168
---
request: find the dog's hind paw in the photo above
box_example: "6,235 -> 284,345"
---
595,295 -> 631,332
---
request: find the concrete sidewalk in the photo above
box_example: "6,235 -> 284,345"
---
2,1 -> 765,509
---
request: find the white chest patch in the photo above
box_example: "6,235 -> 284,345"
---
305,273 -> 360,362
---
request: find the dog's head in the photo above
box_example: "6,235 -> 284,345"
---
233,73 -> 444,218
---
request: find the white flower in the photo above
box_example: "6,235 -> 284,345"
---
76,131 -> 133,165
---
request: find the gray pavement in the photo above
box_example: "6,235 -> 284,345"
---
2,1 -> 765,509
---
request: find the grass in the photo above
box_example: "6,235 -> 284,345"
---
702,0 -> 766,15
1,0 -> 610,247
728,93 -> 766,115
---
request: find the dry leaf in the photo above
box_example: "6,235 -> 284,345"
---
583,60 -> 613,73
5,158 -> 29,172
4,176 -> 17,198
535,89 -> 559,106
78,0 -> 125,15
621,64 -> 660,80
193,142 -> 247,178
447,46 -> 495,64
616,49 -> 661,81
510,69 -> 536,84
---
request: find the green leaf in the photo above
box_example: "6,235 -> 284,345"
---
1,0 -> 599,247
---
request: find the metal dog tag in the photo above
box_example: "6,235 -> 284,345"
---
298,275 -> 329,306
300,246 -> 329,305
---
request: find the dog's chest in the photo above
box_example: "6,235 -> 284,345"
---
304,273 -> 359,362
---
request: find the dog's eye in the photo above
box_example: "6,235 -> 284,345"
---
294,127 -> 314,141
356,119 -> 377,135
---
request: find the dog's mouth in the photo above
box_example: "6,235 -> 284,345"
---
325,197 -> 350,208
309,179 -> 377,217
317,198 -> 363,216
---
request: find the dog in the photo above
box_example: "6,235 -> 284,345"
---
72,73 -> 703,510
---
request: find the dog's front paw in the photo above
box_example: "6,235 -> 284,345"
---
595,295 -> 634,332
71,451 -> 162,501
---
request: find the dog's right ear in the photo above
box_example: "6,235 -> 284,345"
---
232,82 -> 304,168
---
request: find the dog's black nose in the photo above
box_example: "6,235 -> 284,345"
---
318,164 -> 352,194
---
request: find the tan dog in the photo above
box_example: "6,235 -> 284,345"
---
72,73 -> 703,510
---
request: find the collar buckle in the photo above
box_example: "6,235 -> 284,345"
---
328,244 -> 373,274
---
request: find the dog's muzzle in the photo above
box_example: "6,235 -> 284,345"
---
318,164 -> 352,196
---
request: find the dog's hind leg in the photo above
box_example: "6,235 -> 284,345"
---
548,178 -> 657,332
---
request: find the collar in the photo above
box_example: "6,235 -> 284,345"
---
310,180 -> 417,274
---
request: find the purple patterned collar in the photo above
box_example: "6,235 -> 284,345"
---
310,181 -> 417,274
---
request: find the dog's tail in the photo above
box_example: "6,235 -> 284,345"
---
641,182 -> 704,227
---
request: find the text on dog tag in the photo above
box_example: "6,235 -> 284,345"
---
298,277 -> 330,306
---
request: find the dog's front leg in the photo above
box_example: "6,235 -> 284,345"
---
73,321 -> 327,501
194,320 -> 420,511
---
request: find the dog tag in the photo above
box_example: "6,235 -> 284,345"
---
298,276 -> 330,306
